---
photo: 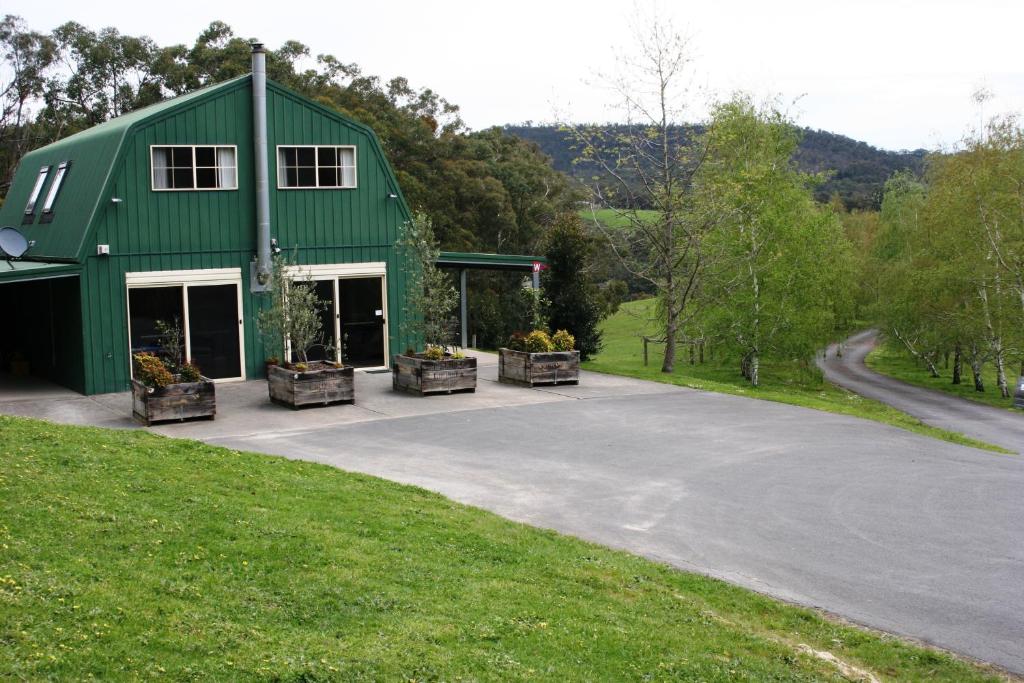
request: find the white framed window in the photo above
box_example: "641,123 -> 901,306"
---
24,165 -> 50,215
277,145 -> 356,189
151,145 -> 237,191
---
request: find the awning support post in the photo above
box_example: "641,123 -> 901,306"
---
459,268 -> 468,349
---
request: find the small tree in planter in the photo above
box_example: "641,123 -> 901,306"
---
392,214 -> 477,395
258,255 -> 354,408
130,319 -> 215,425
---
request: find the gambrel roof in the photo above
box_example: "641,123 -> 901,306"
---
0,74 -> 409,263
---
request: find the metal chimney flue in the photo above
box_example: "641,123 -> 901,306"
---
250,41 -> 272,292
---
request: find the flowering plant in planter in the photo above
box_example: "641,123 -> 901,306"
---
130,321 -> 215,425
258,255 -> 354,408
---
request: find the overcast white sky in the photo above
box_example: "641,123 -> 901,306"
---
7,0 -> 1023,151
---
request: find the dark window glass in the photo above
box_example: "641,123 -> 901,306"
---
196,167 -> 218,188
172,168 -> 193,189
296,147 -> 316,166
297,167 -> 317,186
317,167 -> 339,187
170,147 -> 193,166
129,287 -> 185,362
319,147 -> 338,166
282,147 -> 297,166
187,284 -> 241,379
286,167 -> 299,187
195,146 -> 216,166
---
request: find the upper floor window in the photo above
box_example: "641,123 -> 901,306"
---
24,165 -> 50,216
277,146 -> 356,189
151,145 -> 237,191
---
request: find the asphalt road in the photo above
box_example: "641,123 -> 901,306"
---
818,330 -> 1024,454
210,380 -> 1024,674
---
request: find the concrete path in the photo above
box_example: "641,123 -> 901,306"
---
3,353 -> 1023,673
818,330 -> 1024,454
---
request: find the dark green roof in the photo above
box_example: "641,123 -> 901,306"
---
0,260 -> 80,284
437,252 -> 545,270
0,76 -> 249,262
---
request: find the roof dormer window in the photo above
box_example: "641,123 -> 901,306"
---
23,165 -> 50,222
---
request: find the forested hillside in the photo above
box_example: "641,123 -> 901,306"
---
505,123 -> 926,210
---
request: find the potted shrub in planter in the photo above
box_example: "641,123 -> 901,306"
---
499,329 -> 580,387
258,256 -> 354,409
130,350 -> 215,426
392,214 -> 477,396
393,344 -> 477,395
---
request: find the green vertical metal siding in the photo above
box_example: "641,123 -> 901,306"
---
71,78 -> 414,394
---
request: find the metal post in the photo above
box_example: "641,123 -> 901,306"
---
532,270 -> 540,289
460,268 -> 468,349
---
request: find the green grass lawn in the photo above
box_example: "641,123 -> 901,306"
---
584,300 -> 1008,453
579,207 -> 660,230
866,340 -> 1022,412
0,416 -> 1004,681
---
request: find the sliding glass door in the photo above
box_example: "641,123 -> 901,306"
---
127,278 -> 244,381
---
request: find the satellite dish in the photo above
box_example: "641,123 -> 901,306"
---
0,227 -> 30,259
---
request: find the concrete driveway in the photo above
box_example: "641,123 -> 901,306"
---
819,330 -> 1024,454
3,352 -> 1023,673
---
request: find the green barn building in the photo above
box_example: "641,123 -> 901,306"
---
0,46 -> 416,395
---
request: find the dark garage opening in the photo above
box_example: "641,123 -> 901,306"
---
0,276 -> 85,393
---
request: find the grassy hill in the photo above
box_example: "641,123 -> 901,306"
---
0,414 -> 1003,680
506,124 -> 926,210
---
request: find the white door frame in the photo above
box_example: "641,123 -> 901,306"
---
125,267 -> 246,382
285,262 -> 389,370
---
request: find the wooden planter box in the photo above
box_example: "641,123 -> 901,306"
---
392,354 -> 477,395
268,362 -> 354,409
499,348 -> 580,386
131,376 -> 216,425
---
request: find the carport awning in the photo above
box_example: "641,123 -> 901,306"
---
437,252 -> 544,271
0,260 -> 81,284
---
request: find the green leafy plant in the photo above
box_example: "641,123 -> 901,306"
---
154,318 -> 184,372
552,329 -> 576,352
133,352 -> 174,390
525,330 -> 554,353
257,254 -> 330,367
422,344 -> 445,361
506,332 -> 528,352
179,362 -> 202,383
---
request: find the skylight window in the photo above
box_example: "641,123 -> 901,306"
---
41,161 -> 69,214
23,165 -> 50,216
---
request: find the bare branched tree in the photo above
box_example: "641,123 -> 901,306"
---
566,16 -> 717,373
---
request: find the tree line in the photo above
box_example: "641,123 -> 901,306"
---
865,118 -> 1024,397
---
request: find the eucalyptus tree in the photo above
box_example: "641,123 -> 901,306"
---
694,96 -> 852,386
922,133 -> 1023,396
0,15 -> 55,190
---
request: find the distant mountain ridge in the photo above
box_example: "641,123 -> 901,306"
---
503,124 -> 926,211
